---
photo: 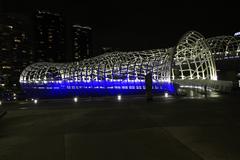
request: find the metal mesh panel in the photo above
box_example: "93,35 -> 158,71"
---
20,49 -> 172,85
207,36 -> 240,60
172,31 -> 217,80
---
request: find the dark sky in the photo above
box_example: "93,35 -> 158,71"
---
2,0 -> 240,50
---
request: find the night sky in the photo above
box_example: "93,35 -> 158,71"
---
2,0 -> 240,50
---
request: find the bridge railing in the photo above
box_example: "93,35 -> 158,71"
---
173,79 -> 233,93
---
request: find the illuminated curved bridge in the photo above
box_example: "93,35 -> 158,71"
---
20,49 -> 175,98
207,36 -> 240,60
20,31 -> 234,98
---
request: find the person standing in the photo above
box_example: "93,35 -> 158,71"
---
145,72 -> 153,101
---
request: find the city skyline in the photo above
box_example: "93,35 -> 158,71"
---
0,1 -> 240,97
1,3 -> 240,160
1,1 -> 240,50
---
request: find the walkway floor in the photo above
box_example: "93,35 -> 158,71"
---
1,94 -> 240,160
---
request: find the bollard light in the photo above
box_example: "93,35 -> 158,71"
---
117,94 -> 122,101
164,92 -> 169,98
73,97 -> 78,103
34,99 -> 38,104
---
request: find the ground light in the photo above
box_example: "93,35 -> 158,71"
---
13,93 -> 16,100
73,97 -> 78,103
117,94 -> 122,101
34,99 -> 38,104
164,92 -> 169,98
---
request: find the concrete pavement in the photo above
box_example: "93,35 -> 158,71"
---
0,95 -> 240,160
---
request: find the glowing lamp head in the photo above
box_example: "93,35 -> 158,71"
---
73,97 -> 78,103
0,100 -> 2,105
164,92 -> 169,98
34,99 -> 38,104
117,94 -> 122,101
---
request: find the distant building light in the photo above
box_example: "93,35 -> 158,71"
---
2,66 -> 11,69
8,25 -> 13,29
14,39 -> 21,43
234,32 -> 240,37
237,73 -> 240,78
72,25 -> 92,30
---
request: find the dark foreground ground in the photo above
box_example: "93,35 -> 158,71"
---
1,93 -> 240,160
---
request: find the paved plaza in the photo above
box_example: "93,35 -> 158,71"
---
1,94 -> 240,160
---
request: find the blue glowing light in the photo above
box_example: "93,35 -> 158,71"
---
21,79 -> 176,99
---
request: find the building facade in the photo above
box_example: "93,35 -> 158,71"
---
72,25 -> 92,61
0,15 -> 32,93
34,10 -> 66,62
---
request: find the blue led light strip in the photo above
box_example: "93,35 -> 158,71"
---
21,80 -> 175,98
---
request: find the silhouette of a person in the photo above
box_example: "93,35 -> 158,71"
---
145,72 -> 153,101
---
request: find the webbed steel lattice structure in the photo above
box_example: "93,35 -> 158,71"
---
20,48 -> 175,98
172,31 -> 217,80
207,36 -> 240,60
20,31 -> 239,98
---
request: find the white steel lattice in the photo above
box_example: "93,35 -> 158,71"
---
206,36 -> 240,60
20,30 -> 220,94
172,31 -> 217,80
20,49 -> 172,84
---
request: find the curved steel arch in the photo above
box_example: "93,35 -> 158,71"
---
20,49 -> 175,98
20,31 -> 220,98
206,36 -> 240,60
20,49 -> 172,83
172,31 -> 217,80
